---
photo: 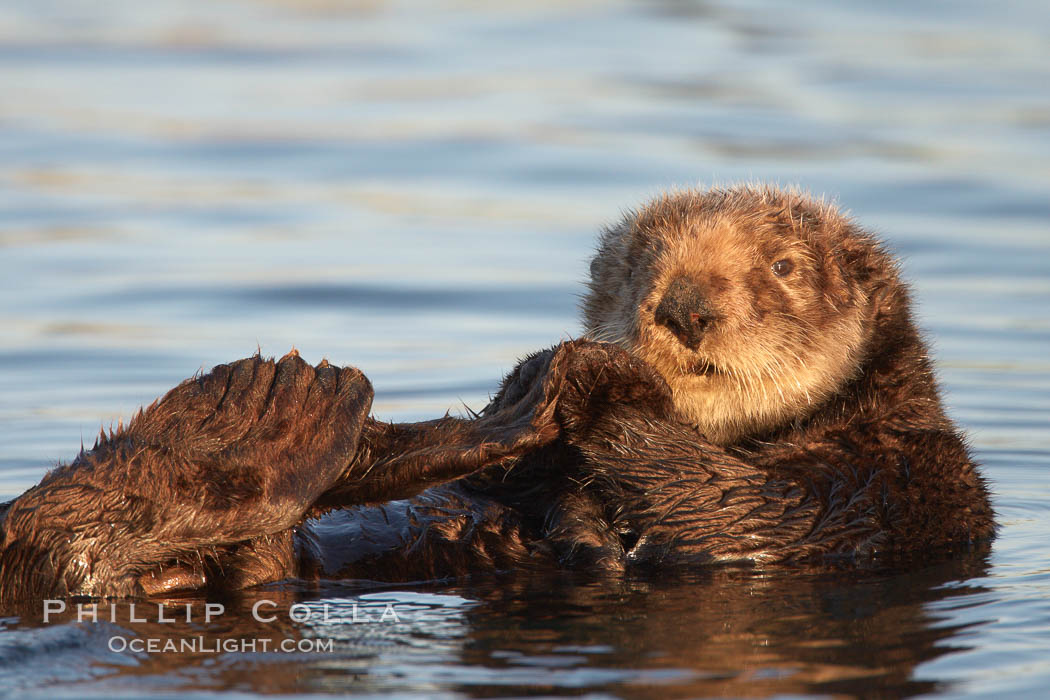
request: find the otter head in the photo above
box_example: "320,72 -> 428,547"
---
582,185 -> 895,445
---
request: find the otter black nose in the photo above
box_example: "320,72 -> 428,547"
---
654,277 -> 715,350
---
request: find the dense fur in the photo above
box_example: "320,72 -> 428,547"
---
0,185 -> 994,601
585,186 -> 881,444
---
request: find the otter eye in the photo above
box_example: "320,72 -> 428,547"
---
771,259 -> 794,277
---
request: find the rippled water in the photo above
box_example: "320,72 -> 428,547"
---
1,0 -> 1048,697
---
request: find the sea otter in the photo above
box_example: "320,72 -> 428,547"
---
0,185 -> 994,601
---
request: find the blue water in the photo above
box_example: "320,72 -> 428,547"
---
1,0 -> 1048,697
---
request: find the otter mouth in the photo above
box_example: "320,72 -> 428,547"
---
689,357 -> 725,377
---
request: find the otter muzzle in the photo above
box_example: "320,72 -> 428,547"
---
654,277 -> 716,350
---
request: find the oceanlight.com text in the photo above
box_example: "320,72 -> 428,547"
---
108,636 -> 335,654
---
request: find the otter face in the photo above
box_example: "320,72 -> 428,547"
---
582,187 -> 878,444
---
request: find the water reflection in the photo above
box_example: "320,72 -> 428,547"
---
1,0 -> 1049,696
446,554 -> 994,698
0,548 -> 992,697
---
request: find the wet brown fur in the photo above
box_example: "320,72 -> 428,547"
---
0,185 -> 994,602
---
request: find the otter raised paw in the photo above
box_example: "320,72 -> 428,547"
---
0,352 -> 372,600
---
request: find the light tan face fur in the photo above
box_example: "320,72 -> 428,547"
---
582,187 -> 875,445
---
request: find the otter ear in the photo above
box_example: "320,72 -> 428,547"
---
828,231 -> 892,309
867,277 -> 905,323
588,254 -> 602,281
837,239 -> 904,321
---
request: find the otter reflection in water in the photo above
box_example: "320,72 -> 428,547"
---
0,185 -> 994,600
9,552 -> 993,697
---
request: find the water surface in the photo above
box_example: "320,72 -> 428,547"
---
1,0 -> 1048,697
